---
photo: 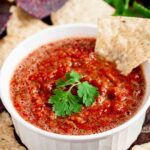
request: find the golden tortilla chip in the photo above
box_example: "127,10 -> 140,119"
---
7,6 -> 48,37
0,6 -> 48,67
95,16 -> 150,75
51,0 -> 114,25
132,143 -> 150,150
0,36 -> 17,67
0,112 -> 26,150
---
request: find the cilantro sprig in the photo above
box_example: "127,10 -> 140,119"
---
48,70 -> 99,117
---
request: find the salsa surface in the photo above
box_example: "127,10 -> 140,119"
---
10,38 -> 145,135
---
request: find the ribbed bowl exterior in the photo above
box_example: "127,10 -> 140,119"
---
12,113 -> 145,150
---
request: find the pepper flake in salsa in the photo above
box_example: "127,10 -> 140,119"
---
10,38 -> 145,135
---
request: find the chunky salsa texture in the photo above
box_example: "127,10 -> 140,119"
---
10,38 -> 145,135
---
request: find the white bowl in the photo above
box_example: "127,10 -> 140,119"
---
0,24 -> 150,150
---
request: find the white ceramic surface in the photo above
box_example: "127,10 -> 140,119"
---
0,24 -> 150,150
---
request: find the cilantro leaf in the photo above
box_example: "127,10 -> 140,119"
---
56,79 -> 66,87
133,1 -> 150,18
113,0 -> 125,15
66,70 -> 81,81
48,71 -> 99,116
49,89 -> 81,116
77,81 -> 99,106
57,70 -> 81,87
122,0 -> 136,17
105,0 -> 150,18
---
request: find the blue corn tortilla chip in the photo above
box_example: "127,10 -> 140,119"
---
0,99 -> 4,112
16,0 -> 68,19
0,12 -> 11,36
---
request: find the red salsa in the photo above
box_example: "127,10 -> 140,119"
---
10,38 -> 145,135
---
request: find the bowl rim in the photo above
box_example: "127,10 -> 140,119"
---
0,24 -> 150,141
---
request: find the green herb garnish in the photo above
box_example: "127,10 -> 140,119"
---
133,1 -> 150,18
104,0 -> 150,18
48,70 -> 99,117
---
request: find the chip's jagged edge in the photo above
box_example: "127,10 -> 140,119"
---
0,112 -> 26,150
95,16 -> 150,75
51,0 -> 115,25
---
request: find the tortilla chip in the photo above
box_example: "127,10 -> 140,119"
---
51,0 -> 115,25
0,35 -> 19,67
95,17 -> 150,75
132,143 -> 150,150
0,6 -> 48,67
0,112 -> 26,150
7,6 -> 48,37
